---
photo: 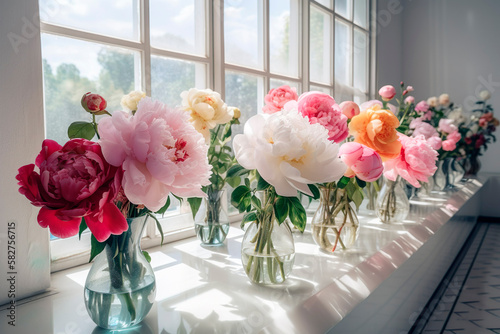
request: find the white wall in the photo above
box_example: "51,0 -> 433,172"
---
378,0 -> 500,173
0,0 -> 50,305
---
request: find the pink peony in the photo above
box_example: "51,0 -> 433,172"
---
415,100 -> 429,113
339,101 -> 360,119
446,130 -> 461,143
406,86 -> 414,92
427,136 -> 442,150
338,142 -> 383,182
383,134 -> 438,188
98,97 -> 211,212
360,100 -> 382,112
438,119 -> 458,134
297,91 -> 348,143
379,85 -> 396,101
410,118 -> 439,139
16,139 -> 127,242
263,85 -> 298,114
441,139 -> 457,151
404,96 -> 415,104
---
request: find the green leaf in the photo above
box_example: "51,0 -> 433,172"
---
187,197 -> 203,220
210,174 -> 224,190
148,213 -> 164,246
89,235 -> 106,262
251,195 -> 262,210
345,179 -> 357,198
226,164 -> 250,178
142,250 -> 151,263
351,189 -> 364,210
256,173 -> 270,190
226,175 -> 241,188
287,197 -> 306,232
222,126 -> 232,141
274,196 -> 289,224
231,185 -> 251,212
68,121 -> 96,140
241,211 -> 257,228
79,218 -> 87,240
337,176 -> 350,189
355,177 -> 366,188
306,184 -> 320,199
244,178 -> 251,188
155,196 -> 171,215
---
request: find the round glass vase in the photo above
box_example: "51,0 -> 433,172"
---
311,185 -> 359,253
84,215 -> 156,330
376,176 -> 410,223
194,189 -> 230,245
241,191 -> 295,285
462,154 -> 481,178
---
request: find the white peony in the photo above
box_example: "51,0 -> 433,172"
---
181,88 -> 233,142
480,90 -> 491,101
233,107 -> 347,197
121,91 -> 146,112
427,96 -> 438,107
439,93 -> 450,106
447,107 -> 466,125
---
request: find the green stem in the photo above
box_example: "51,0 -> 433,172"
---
92,114 -> 100,139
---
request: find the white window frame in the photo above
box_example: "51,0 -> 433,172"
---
39,0 -> 376,272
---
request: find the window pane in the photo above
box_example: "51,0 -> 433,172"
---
270,78 -> 301,92
310,85 -> 332,95
151,56 -> 207,108
39,0 -> 139,41
354,28 -> 368,92
335,0 -> 353,20
225,71 -> 263,136
335,84 -> 353,103
224,0 -> 264,69
310,6 -> 332,85
314,0 -> 333,9
270,0 -> 299,78
41,34 -> 139,145
150,0 -> 206,56
354,0 -> 368,29
335,19 -> 352,86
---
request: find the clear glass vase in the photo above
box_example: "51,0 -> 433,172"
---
194,189 -> 230,245
450,158 -> 465,185
241,191 -> 295,285
311,184 -> 359,253
433,159 -> 447,191
462,154 -> 481,178
376,176 -> 410,223
84,215 -> 156,330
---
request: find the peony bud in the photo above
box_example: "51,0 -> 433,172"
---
81,92 -> 107,114
339,101 -> 360,119
480,90 -> 491,101
404,96 -> 415,104
230,107 -> 241,119
427,96 -> 438,107
378,85 -> 396,101
406,86 -> 414,92
439,93 -> 450,106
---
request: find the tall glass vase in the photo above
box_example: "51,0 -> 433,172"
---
84,215 -> 156,330
311,184 -> 359,253
240,191 -> 295,285
376,176 -> 409,223
194,189 -> 230,245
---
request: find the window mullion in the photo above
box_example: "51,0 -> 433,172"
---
302,0 -> 310,90
263,0 -> 270,96
141,0 -> 152,97
213,0 -> 225,98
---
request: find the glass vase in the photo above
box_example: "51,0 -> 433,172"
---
84,215 -> 156,330
311,184 -> 359,253
194,189 -> 230,245
241,191 -> 295,285
376,176 -> 410,223
363,180 -> 379,212
462,154 -> 481,178
433,159 -> 447,191
450,158 -> 465,185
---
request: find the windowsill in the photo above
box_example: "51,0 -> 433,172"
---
0,177 -> 488,333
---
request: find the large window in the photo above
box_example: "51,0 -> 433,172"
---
39,0 -> 375,271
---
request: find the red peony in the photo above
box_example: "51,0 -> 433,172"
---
16,139 -> 127,242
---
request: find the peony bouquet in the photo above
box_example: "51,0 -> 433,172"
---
180,88 -> 241,244
16,91 -> 211,327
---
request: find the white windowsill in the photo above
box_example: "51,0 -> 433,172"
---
0,177 -> 489,333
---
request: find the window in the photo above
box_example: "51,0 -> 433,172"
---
39,0 -> 375,271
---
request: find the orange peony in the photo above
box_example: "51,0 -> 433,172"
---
348,105 -> 402,161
